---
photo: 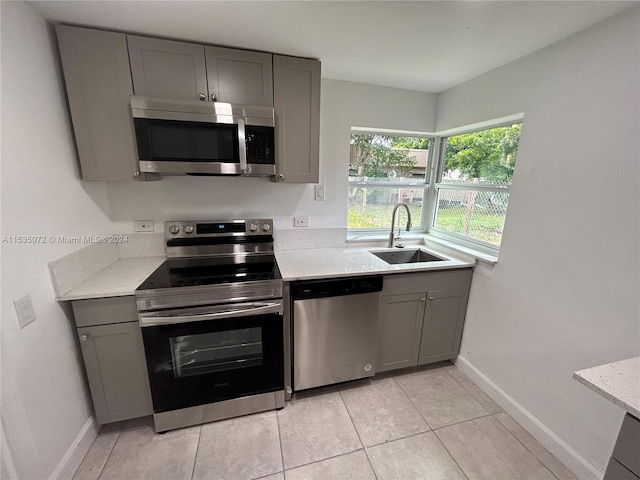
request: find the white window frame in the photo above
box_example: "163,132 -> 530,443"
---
347,131 -> 435,236
348,117 -> 522,255
427,120 -> 521,254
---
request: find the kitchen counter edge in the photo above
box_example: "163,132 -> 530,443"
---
573,356 -> 640,417
275,246 -> 476,282
56,256 -> 165,301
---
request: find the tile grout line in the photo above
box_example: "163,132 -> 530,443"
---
491,413 -> 563,480
444,368 -> 492,415
189,424 -> 203,480
275,408 -> 287,478
492,414 -> 562,480
431,429 -> 471,480
95,426 -> 124,480
282,447 -> 368,473
391,376 -> 435,431
430,412 -> 494,432
337,388 -> 379,480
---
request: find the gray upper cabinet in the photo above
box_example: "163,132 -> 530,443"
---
72,296 -> 152,424
127,35 -> 207,101
205,46 -> 273,106
378,269 -> 473,373
57,26 -> 320,183
273,55 -> 321,183
56,25 -> 142,181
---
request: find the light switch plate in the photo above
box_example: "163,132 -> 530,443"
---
14,294 -> 36,328
315,184 -> 325,201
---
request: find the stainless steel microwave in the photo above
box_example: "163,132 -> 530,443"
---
131,96 -> 275,177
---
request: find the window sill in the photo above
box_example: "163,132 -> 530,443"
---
421,235 -> 498,264
346,232 -> 498,264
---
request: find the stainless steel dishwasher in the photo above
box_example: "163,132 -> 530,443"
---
291,275 -> 383,391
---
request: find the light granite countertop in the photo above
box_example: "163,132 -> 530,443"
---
275,245 -> 475,281
56,256 -> 165,301
55,244 -> 475,301
573,356 -> 640,417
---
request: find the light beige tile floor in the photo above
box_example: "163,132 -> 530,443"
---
73,364 -> 577,480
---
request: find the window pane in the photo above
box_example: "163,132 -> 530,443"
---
348,186 -> 422,229
442,124 -> 520,186
349,134 -> 429,183
434,189 -> 508,246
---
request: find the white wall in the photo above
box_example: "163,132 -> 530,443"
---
437,7 -> 640,477
1,2 -> 113,478
106,80 -> 437,233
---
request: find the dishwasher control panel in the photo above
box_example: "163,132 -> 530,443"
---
291,275 -> 383,300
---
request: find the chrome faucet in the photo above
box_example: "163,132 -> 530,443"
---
388,202 -> 412,248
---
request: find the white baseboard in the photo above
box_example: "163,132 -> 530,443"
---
455,356 -> 603,480
49,416 -> 98,480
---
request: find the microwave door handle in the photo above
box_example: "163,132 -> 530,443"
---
237,118 -> 247,174
139,301 -> 282,327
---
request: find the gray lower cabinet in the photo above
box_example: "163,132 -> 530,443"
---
418,288 -> 469,365
273,55 -> 321,183
378,293 -> 424,371
72,297 -> 152,424
56,25 -> 144,182
377,269 -> 472,373
604,413 -> 640,480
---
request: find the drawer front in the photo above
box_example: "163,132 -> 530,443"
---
383,268 -> 472,296
72,296 -> 138,327
612,414 -> 640,475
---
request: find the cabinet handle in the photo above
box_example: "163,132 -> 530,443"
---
420,298 -> 426,302
429,296 -> 434,300
278,174 -> 285,181
81,334 -> 88,341
199,93 -> 206,101
211,93 -> 217,101
133,171 -> 140,177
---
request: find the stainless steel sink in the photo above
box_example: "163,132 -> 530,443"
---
371,249 -> 445,264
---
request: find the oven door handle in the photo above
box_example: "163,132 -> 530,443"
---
139,301 -> 282,327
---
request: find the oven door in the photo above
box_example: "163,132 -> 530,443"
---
139,301 -> 283,413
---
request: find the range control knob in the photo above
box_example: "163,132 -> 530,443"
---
261,223 -> 271,232
168,225 -> 180,234
184,225 -> 194,234
248,223 -> 259,232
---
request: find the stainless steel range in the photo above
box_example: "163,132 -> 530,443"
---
136,219 -> 284,433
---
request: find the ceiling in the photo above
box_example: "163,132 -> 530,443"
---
30,1 -> 636,93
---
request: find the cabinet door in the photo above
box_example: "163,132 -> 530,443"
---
128,35 -> 207,101
56,25 -> 140,181
205,47 -> 273,106
418,289 -> 469,365
377,293 -> 425,372
273,55 -> 320,183
78,322 -> 152,424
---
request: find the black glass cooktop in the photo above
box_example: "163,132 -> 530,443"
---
137,256 -> 281,290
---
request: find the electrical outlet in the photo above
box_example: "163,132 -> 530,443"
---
134,220 -> 154,232
315,184 -> 325,201
294,216 -> 309,227
14,294 -> 36,328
